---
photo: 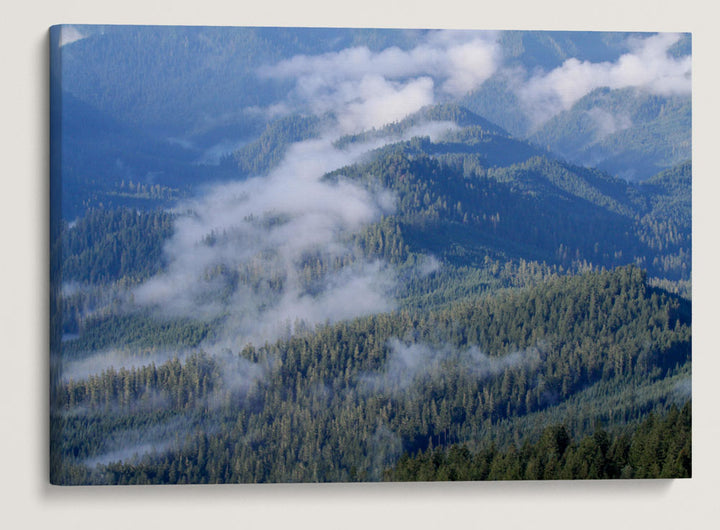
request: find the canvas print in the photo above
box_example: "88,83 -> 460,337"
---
49,25 -> 691,485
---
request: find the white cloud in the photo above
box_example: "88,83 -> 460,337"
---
585,108 -> 633,140
336,76 -> 436,133
517,33 -> 691,127
133,134 -> 401,347
259,30 -> 501,133
261,31 -> 499,89
61,348 -> 191,382
441,38 -> 500,95
360,340 -> 541,394
59,25 -> 86,47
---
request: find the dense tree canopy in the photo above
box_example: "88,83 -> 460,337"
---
52,266 -> 691,484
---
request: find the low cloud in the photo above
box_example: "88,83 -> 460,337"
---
260,31 -> 688,134
196,138 -> 249,165
367,424 -> 403,480
673,376 -> 691,400
260,30 -> 499,93
337,76 -> 436,134
517,33 -> 691,127
59,26 -> 87,47
82,416 -> 188,468
404,121 -> 460,143
585,108 -> 633,140
133,134 -> 400,348
416,254 -> 442,277
361,339 -> 541,394
61,348 -> 191,382
259,30 -> 501,133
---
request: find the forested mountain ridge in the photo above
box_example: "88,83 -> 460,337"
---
58,97 -> 691,294
328,135 -> 690,283
62,209 -> 175,284
459,33 -> 690,179
56,109 -> 691,353
53,88 -> 221,220
529,88 -> 691,180
226,114 -> 323,177
54,27 -> 691,219
51,27 -> 692,485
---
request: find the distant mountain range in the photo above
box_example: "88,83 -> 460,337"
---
55,26 -> 690,199
529,87 -> 691,180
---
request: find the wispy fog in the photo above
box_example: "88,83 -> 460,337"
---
61,348 -> 192,382
516,33 -> 691,127
132,134 -> 399,348
361,339 -> 542,394
585,108 -> 633,141
133,35 -> 468,352
59,25 -> 86,47
82,417 -> 188,468
259,30 -> 501,133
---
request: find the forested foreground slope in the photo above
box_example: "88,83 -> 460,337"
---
388,403 -> 691,481
51,266 -> 691,484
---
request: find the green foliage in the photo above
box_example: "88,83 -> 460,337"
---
331,146 -> 690,281
529,88 -> 691,181
62,208 -> 175,283
228,114 -> 322,176
51,28 -> 692,486
387,402 -> 691,481
60,351 -> 223,411
52,266 -> 691,484
62,312 -> 216,356
52,102 -> 691,485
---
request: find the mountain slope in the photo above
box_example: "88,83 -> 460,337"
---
53,266 -> 691,484
57,25 -> 426,136
529,87 -> 691,181
331,134 -> 690,282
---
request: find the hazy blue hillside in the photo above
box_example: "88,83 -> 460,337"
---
57,25 -> 424,136
460,32 -> 691,179
55,26 -> 691,213
529,88 -> 691,180
498,31 -> 649,70
460,31 -> 650,137
57,90 -> 207,219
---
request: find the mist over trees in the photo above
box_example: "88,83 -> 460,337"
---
50,26 -> 691,485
